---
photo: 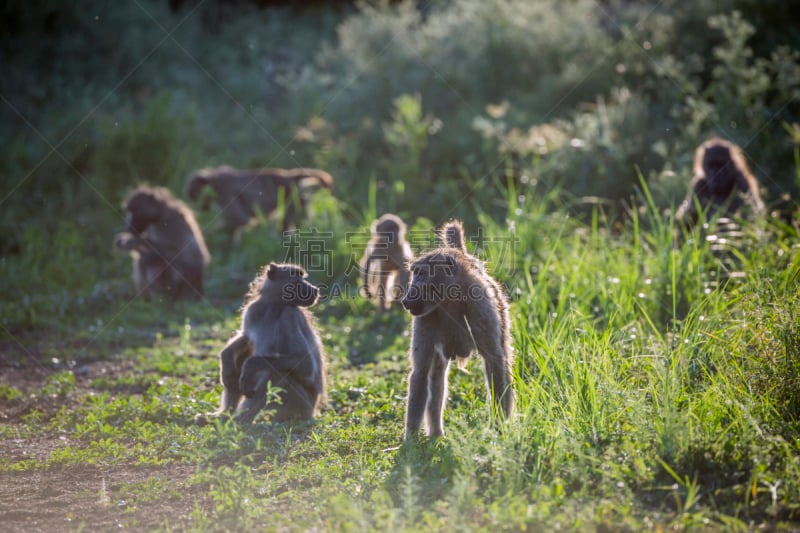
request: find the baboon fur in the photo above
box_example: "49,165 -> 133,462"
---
675,137 -> 765,228
195,263 -> 327,425
360,213 -> 414,311
114,185 -> 210,300
185,165 -> 334,241
401,220 -> 514,438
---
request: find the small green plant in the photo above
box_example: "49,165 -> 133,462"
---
0,384 -> 22,402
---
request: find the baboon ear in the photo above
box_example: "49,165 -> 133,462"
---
267,262 -> 278,280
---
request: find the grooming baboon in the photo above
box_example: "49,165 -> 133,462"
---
360,213 -> 414,311
401,220 -> 514,438
194,262 -> 326,425
185,165 -> 334,241
114,185 -> 210,300
675,137 -> 765,228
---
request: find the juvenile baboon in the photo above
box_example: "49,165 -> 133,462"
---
675,137 -> 765,228
360,213 -> 414,311
185,165 -> 334,241
401,220 -> 514,438
114,185 -> 210,300
194,263 -> 326,425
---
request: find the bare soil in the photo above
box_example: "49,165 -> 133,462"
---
0,357 -> 206,532
0,464 -> 200,532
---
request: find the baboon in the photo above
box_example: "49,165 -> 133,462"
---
675,137 -> 765,228
401,220 -> 514,438
114,185 -> 210,300
185,165 -> 334,241
360,213 -> 414,311
194,263 -> 326,425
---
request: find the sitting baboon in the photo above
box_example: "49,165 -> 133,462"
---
114,185 -> 210,300
360,213 -> 414,311
401,220 -> 514,438
675,137 -> 765,228
185,165 -> 334,241
194,263 -> 327,425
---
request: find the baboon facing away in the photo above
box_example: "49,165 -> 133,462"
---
185,165 -> 334,242
194,263 -> 326,425
675,137 -> 765,228
401,220 -> 514,438
360,213 -> 414,311
114,185 -> 210,300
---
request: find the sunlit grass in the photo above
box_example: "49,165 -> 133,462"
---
2,1 -> 799,530
3,178 -> 798,530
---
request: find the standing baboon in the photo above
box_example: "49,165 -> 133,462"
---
401,220 -> 514,438
185,165 -> 334,241
675,137 -> 765,228
194,263 -> 327,425
114,185 -> 210,300
360,213 -> 414,311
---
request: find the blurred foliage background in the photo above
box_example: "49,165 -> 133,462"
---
1,0 -> 798,330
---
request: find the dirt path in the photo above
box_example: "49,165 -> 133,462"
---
0,355 -> 206,531
0,463 -> 200,532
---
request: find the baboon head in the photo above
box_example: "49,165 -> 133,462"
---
185,169 -> 216,210
372,213 -> 406,242
185,172 -> 208,202
401,252 -> 459,317
695,138 -> 747,196
256,262 -> 319,306
124,187 -> 170,233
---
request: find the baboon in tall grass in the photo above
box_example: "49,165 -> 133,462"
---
194,263 -> 326,424
360,213 -> 414,311
675,138 -> 765,228
114,185 -> 210,300
401,220 -> 514,438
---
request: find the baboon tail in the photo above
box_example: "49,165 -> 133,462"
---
274,169 -> 334,192
440,220 -> 466,251
298,169 -> 334,190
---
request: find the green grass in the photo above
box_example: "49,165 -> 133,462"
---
2,1 -> 799,530
1,184 -> 799,530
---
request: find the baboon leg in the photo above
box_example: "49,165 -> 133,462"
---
281,189 -> 307,232
231,227 -> 245,247
229,196 -> 254,228
282,198 -> 298,232
269,376 -> 317,422
233,355 -> 271,423
175,268 -> 203,300
137,252 -> 169,300
395,268 -> 410,303
234,392 -> 267,424
219,334 -> 252,413
249,352 -> 319,386
362,255 -> 375,299
480,343 -> 514,419
384,271 -> 398,310
235,355 -> 319,423
424,344 -> 449,437
220,196 -> 254,241
377,271 -> 390,311
193,334 -> 251,426
405,343 -> 434,438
